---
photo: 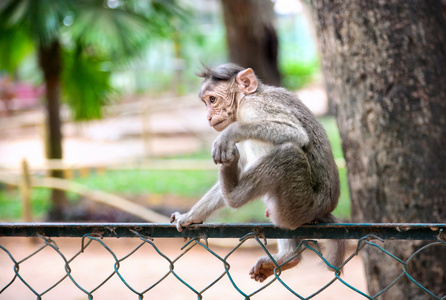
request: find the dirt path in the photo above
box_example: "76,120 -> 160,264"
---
0,237 -> 367,300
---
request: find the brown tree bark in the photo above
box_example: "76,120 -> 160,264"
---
311,0 -> 446,299
220,0 -> 281,86
38,40 -> 68,221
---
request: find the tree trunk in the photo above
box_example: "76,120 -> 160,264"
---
38,40 -> 68,221
220,0 -> 281,86
311,0 -> 446,299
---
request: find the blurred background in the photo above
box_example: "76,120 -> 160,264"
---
0,0 -> 350,224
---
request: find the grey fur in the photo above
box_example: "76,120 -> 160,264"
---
172,64 -> 345,280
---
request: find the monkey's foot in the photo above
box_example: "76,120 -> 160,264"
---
249,255 -> 301,282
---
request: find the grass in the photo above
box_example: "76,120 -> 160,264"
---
0,170 -> 218,221
75,169 -> 218,198
0,187 -> 51,221
319,116 -> 351,220
0,117 -> 351,222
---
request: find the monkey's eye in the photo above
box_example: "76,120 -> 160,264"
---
209,96 -> 217,104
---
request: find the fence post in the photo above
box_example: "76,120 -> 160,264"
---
19,159 -> 32,222
142,101 -> 152,158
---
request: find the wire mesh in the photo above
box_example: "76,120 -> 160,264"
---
0,223 -> 445,299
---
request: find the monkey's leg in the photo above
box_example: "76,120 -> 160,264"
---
218,143 -> 284,209
220,143 -> 314,214
249,238 -> 303,282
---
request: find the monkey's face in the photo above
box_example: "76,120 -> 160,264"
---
200,80 -> 238,132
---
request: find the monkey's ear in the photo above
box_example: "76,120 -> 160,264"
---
236,68 -> 258,94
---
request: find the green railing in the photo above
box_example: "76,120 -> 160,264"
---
0,223 -> 445,299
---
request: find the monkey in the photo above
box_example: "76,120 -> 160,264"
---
170,63 -> 345,282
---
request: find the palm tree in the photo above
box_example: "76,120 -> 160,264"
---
0,0 -> 183,220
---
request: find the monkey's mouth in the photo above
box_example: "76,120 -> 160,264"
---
212,119 -> 228,132
210,116 -> 228,131
213,120 -> 224,127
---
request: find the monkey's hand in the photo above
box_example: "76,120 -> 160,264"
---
170,212 -> 203,232
212,125 -> 239,164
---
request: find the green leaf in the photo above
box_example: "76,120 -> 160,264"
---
0,25 -> 33,71
62,48 -> 117,121
68,0 -> 181,64
0,0 -> 72,46
0,0 -> 185,121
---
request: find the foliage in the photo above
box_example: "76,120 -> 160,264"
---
0,24 -> 33,73
277,9 -> 321,90
280,57 -> 320,90
0,0 -> 184,120
62,47 -> 116,120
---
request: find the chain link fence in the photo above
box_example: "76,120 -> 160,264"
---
0,223 -> 445,299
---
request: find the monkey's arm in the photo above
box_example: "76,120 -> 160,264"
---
212,121 -> 309,164
170,182 -> 226,231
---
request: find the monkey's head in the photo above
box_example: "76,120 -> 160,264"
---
198,64 -> 258,132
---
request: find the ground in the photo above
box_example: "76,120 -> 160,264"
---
0,237 -> 367,300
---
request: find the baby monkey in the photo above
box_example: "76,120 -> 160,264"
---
171,63 -> 345,282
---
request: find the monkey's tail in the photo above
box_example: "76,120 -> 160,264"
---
318,213 -> 346,274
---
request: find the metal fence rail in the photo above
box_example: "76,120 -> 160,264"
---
1,223 -> 445,299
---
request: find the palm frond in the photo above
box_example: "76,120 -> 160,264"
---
0,0 -> 186,121
62,47 -> 117,121
68,0 -> 182,64
0,0 -> 73,46
0,24 -> 34,72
